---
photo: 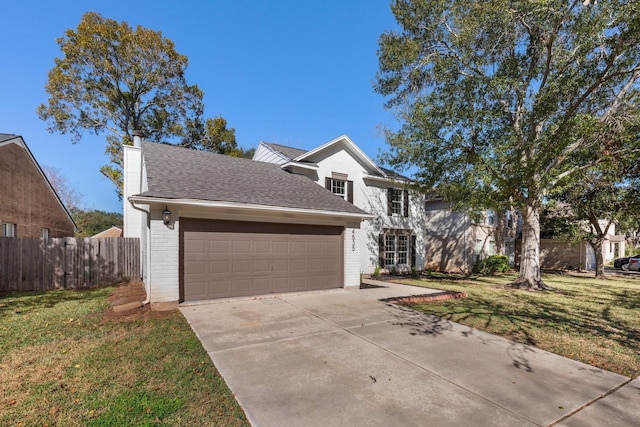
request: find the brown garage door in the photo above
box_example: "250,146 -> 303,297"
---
181,219 -> 344,301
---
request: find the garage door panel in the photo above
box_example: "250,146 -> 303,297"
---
185,261 -> 207,274
254,241 -> 272,253
232,259 -> 251,273
210,260 -> 230,274
273,241 -> 289,254
273,259 -> 290,272
182,220 -> 343,301
210,240 -> 230,253
253,259 -> 272,273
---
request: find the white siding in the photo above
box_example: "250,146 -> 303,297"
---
253,143 -> 289,164
303,139 -> 427,274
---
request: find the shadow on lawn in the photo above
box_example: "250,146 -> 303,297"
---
0,287 -> 110,317
389,276 -> 640,376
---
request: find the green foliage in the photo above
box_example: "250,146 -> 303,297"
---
375,0 -> 640,287
37,12 -> 240,194
373,265 -> 381,278
473,255 -> 510,275
390,266 -> 398,276
182,116 -> 241,155
72,209 -> 123,237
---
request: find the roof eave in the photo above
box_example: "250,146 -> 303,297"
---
128,195 -> 375,220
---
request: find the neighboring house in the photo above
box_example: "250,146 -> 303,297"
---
91,225 -> 123,238
123,135 -> 372,309
423,199 -> 518,273
253,135 -> 427,275
0,134 -> 75,238
537,222 -> 626,270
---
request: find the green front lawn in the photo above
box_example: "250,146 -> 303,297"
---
0,287 -> 248,426
398,273 -> 640,378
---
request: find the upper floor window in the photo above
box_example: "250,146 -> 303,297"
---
331,179 -> 346,199
387,188 -> 409,217
487,209 -> 495,226
506,210 -> 513,228
325,176 -> 353,203
2,223 -> 16,237
41,228 -> 50,240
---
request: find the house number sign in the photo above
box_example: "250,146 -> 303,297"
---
352,230 -> 355,251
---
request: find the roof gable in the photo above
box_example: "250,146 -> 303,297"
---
293,135 -> 386,176
0,134 -> 76,230
137,142 -> 369,216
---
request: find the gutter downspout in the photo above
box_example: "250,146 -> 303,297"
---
129,199 -> 151,305
131,130 -> 151,306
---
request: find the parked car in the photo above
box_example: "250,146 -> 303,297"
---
613,253 -> 640,270
629,257 -> 640,272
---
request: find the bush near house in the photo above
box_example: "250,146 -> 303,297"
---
473,254 -> 510,275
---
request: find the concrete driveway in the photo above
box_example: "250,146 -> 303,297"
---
180,280 -> 639,427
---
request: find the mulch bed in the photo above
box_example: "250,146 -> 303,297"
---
381,290 -> 467,305
102,281 -> 176,322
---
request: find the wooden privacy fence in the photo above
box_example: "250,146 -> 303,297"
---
0,237 -> 140,292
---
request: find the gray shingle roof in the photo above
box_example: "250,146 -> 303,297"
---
0,133 -> 18,143
263,142 -> 308,160
137,142 -> 368,215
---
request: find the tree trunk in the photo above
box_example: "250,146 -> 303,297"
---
510,204 -> 551,290
589,240 -> 606,278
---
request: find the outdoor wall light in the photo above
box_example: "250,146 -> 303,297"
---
162,207 -> 172,225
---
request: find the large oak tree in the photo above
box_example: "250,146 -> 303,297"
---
38,12 -> 240,195
376,0 -> 640,289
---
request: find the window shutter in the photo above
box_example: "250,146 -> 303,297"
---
378,234 -> 385,267
347,181 -> 354,204
325,177 -> 331,190
387,188 -> 392,216
403,189 -> 409,217
411,235 -> 417,268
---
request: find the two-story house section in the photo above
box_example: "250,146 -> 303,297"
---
254,135 -> 426,274
423,198 -> 518,273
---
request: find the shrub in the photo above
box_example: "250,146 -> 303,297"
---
373,265 -> 380,278
474,255 -> 509,275
390,266 -> 398,276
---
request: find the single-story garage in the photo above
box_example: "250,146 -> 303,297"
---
123,134 -> 372,309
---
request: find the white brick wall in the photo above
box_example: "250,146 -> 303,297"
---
123,145 -> 143,239
148,208 -> 179,303
343,226 -> 362,288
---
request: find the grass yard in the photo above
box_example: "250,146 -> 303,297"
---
0,284 -> 248,426
397,272 -> 640,378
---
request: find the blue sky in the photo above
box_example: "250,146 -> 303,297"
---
0,0 -> 400,213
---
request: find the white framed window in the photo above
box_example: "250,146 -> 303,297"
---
326,176 -> 353,203
41,228 -> 50,240
2,223 -> 16,237
506,210 -> 513,228
475,239 -> 483,256
391,189 -> 403,215
397,235 -> 408,265
488,240 -> 496,256
384,235 -> 396,266
330,179 -> 346,199
381,230 -> 415,268
487,209 -> 495,226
